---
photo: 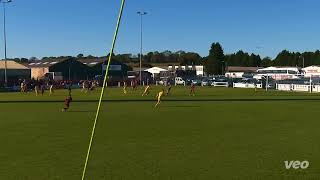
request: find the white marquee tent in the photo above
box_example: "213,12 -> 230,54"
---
144,67 -> 168,78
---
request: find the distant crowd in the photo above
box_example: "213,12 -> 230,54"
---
18,79 -> 100,96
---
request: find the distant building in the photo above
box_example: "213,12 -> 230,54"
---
26,58 -> 94,81
168,65 -> 204,76
78,58 -> 132,78
225,66 -> 261,78
129,67 -> 152,83
0,61 -> 31,84
302,66 -> 320,77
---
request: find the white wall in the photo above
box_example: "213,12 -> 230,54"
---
277,84 -> 313,92
277,84 -> 292,91
233,83 -> 262,89
313,85 -> 320,92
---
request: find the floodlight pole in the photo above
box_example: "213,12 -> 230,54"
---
137,11 -> 147,86
1,0 -> 11,87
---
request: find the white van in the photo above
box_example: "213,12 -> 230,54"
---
175,77 -> 185,85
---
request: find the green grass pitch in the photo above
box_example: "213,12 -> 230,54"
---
1,87 -> 320,179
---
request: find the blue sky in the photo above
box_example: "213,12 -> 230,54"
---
1,0 -> 320,59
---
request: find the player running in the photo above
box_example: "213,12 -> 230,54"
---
123,82 -> 127,94
49,83 -> 54,96
142,85 -> 150,96
40,84 -> 45,96
34,84 -> 39,96
132,80 -> 138,90
166,84 -> 172,95
81,81 -> 86,92
155,89 -> 165,107
62,95 -> 73,112
190,83 -> 195,96
20,82 -> 24,93
68,83 -> 72,96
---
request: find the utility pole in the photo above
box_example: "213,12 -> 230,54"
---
1,0 -> 12,87
137,11 -> 147,86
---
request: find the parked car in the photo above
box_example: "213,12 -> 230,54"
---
175,77 -> 186,85
191,79 -> 202,86
158,77 -> 173,86
211,77 -> 229,87
201,78 -> 210,86
185,78 -> 193,85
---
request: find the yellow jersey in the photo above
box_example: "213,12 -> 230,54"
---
157,91 -> 164,99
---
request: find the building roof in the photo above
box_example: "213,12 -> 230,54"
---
78,58 -> 130,67
25,58 -> 70,68
302,65 -> 320,70
302,66 -> 320,74
132,67 -> 148,72
78,58 -> 106,67
0,60 -> 30,70
226,66 -> 262,72
257,66 -> 300,71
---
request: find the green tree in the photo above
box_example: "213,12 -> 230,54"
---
144,52 -> 154,63
206,42 -> 224,75
29,57 -> 38,61
77,54 -> 84,58
87,55 -> 96,59
20,58 -> 29,63
261,57 -> 273,67
115,54 -> 132,63
179,52 -> 201,65
150,51 -> 163,63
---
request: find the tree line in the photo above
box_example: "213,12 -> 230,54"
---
8,43 -> 320,75
9,51 -> 202,66
204,43 -> 320,75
